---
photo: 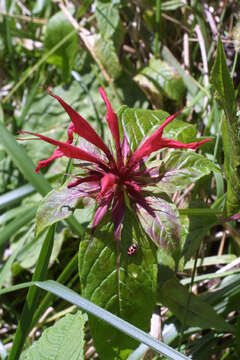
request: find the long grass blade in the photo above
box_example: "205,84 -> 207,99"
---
1,280 -> 190,360
8,225 -> 56,360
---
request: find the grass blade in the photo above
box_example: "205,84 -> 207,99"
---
1,280 -> 190,360
8,225 -> 56,360
0,122 -> 51,196
0,205 -> 37,248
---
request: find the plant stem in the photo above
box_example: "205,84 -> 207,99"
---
154,0 -> 161,58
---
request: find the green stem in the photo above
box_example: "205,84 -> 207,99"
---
154,0 -> 161,58
231,51 -> 238,78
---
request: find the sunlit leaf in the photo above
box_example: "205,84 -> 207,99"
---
137,195 -> 183,269
36,185 -> 85,235
134,58 -> 185,106
96,0 -> 120,39
118,107 -> 196,152
152,151 -> 220,194
20,311 -> 85,360
44,11 -> 78,82
79,212 -> 157,359
93,35 -> 122,80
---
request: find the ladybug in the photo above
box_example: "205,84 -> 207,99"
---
128,242 -> 139,256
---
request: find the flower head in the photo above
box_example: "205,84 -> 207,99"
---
23,88 -> 211,241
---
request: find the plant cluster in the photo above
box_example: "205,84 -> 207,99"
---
0,1 -> 240,360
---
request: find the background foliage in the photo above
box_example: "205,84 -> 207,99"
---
1,1 -> 240,359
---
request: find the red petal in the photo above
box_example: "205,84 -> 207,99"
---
47,88 -> 112,159
156,108 -> 184,137
99,87 -> 122,165
100,173 -> 118,197
35,123 -> 75,172
67,175 -> 100,188
35,148 -> 62,173
130,109 -> 184,164
92,195 -> 113,231
156,137 -> 212,150
129,110 -> 212,165
22,131 -> 105,169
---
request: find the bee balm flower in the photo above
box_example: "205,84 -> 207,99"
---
22,88 -> 211,242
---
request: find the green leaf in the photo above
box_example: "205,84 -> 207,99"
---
44,11 -> 78,82
96,0 -> 120,39
134,58 -> 185,106
153,151 -> 220,194
20,312 -> 85,360
93,35 -> 122,80
79,212 -> 157,359
211,36 -> 236,123
36,185 -> 85,235
157,267 -> 235,333
210,37 -> 240,215
137,195 -> 183,269
162,46 -> 203,98
117,107 -> 196,153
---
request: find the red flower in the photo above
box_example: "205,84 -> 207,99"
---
22,88 -> 211,241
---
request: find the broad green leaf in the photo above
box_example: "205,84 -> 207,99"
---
44,11 -> 78,82
162,46 -> 202,98
96,0 -> 120,39
137,195 -> 183,269
134,58 -> 185,106
36,185 -> 86,235
210,37 -> 240,215
157,266 -> 235,333
93,35 -> 122,80
151,151 -> 220,194
20,311 -> 85,360
117,107 -> 196,152
79,212 -> 157,359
